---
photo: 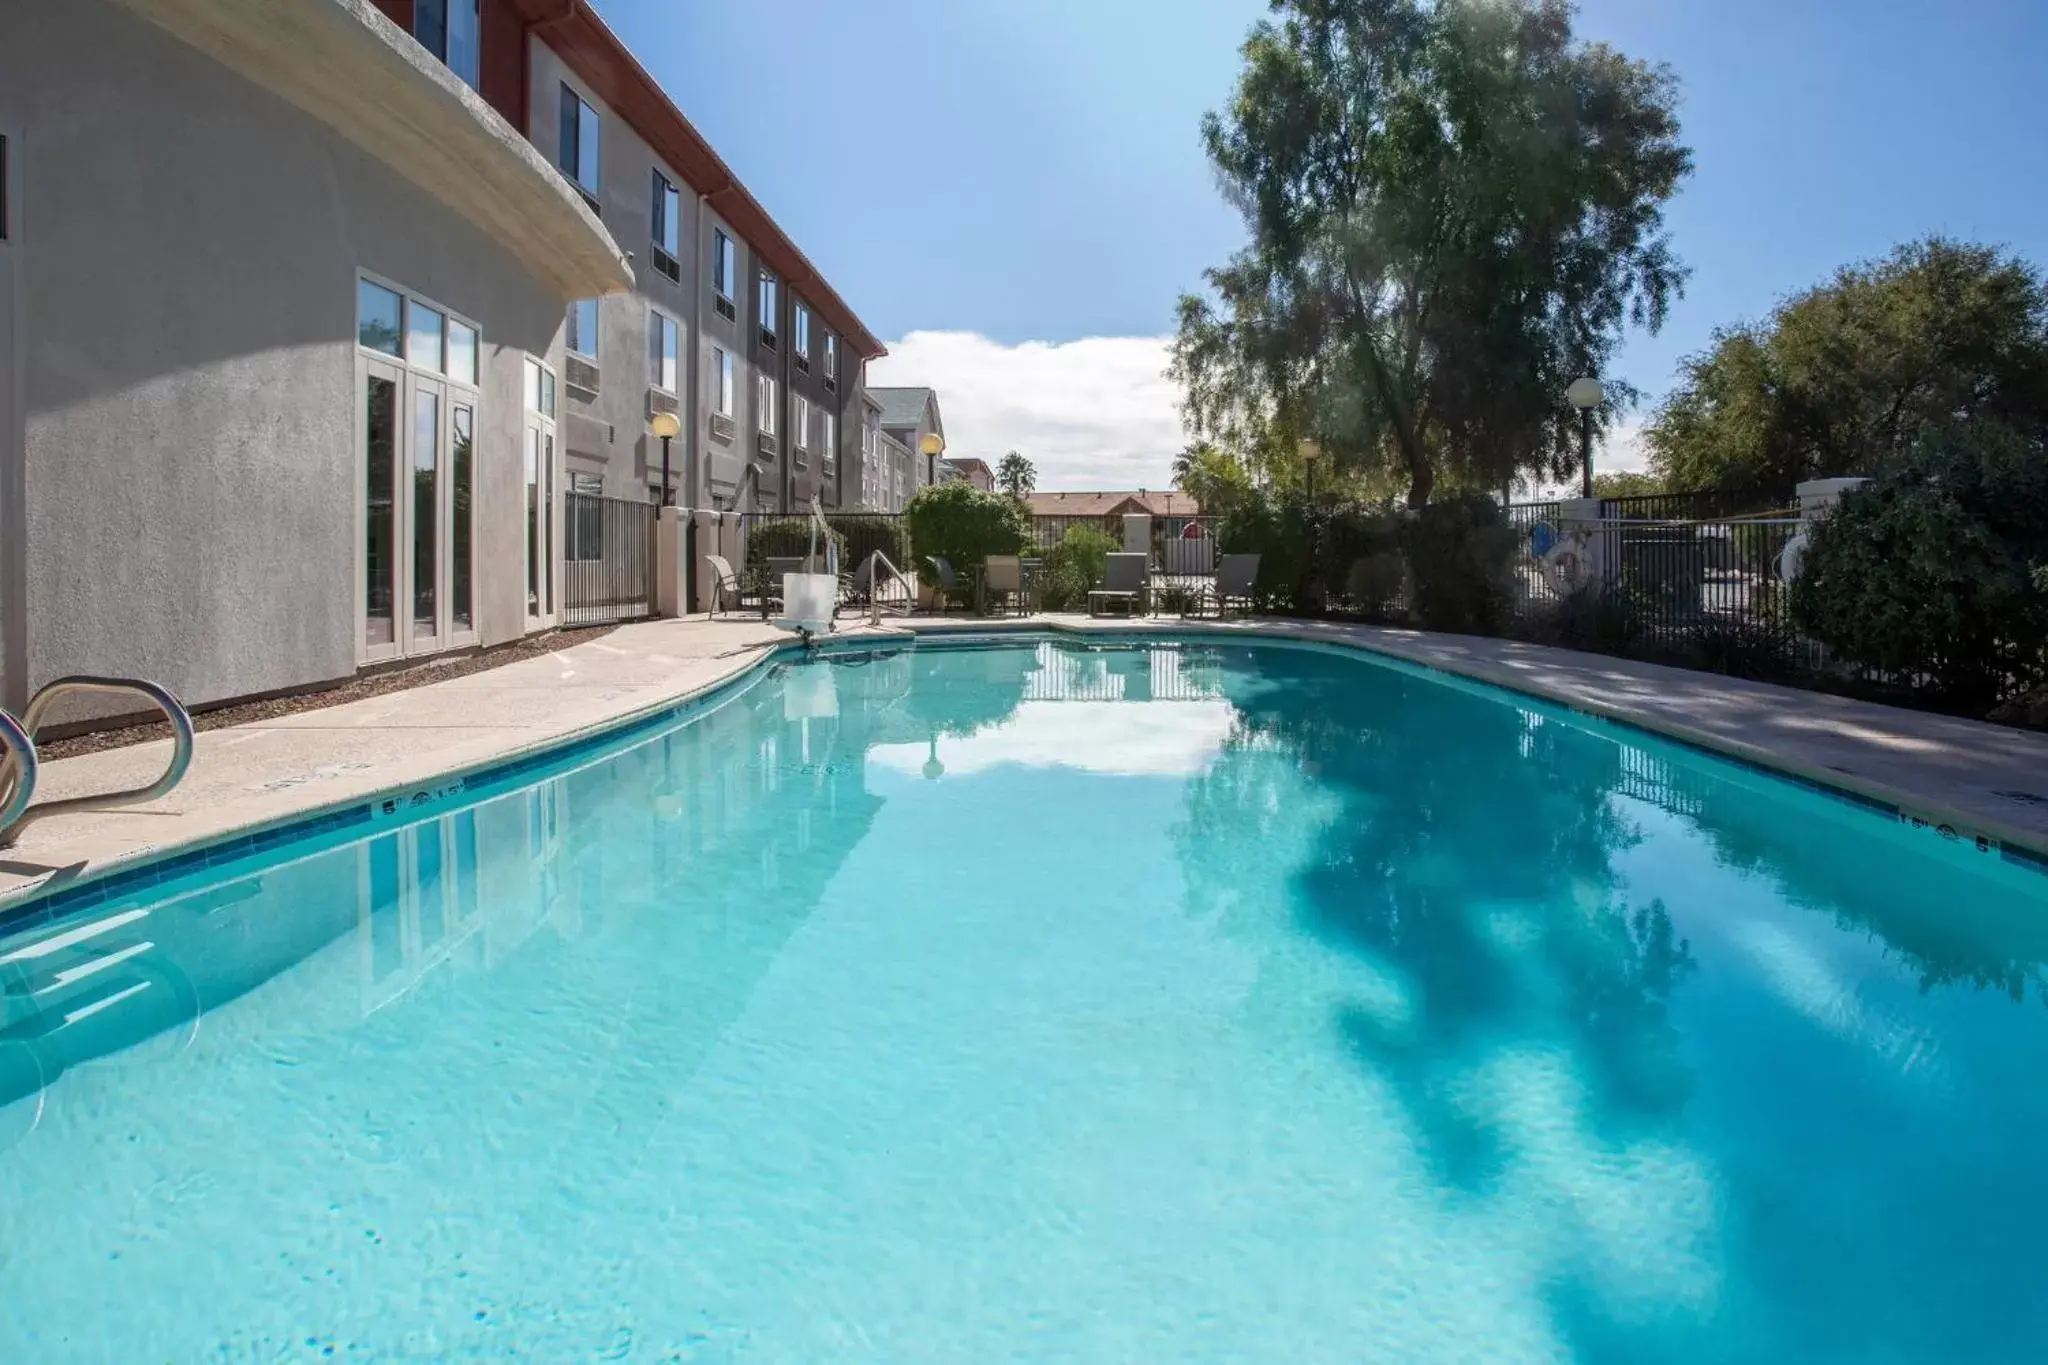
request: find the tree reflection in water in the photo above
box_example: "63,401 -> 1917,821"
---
1177,645 -> 1699,1179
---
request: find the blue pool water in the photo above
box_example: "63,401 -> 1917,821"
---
2,636 -> 2045,1362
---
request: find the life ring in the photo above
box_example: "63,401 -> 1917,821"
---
1540,528 -> 1593,594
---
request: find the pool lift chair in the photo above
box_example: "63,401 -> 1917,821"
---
773,496 -> 841,648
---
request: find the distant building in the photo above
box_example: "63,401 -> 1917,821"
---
942,457 -> 995,492
1024,490 -> 1203,520
864,387 -> 946,503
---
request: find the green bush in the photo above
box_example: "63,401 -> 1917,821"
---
904,482 -> 1030,578
1792,420 -> 2048,710
744,516 -> 846,569
1400,491 -> 1518,633
827,513 -> 911,574
1037,525 -> 1119,611
1218,487 -> 1314,610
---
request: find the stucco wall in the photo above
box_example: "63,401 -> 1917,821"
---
1,0 -> 564,710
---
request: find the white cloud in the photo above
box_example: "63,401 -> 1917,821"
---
867,700 -> 1237,780
867,331 -> 1183,491
1515,417 -> 1653,500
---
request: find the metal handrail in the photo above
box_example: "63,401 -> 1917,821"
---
0,677 -> 194,847
0,709 -> 37,840
865,551 -> 916,626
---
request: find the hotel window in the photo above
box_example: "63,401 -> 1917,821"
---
414,0 -> 480,90
824,333 -> 838,383
792,394 -> 811,455
757,270 -> 778,348
757,374 -> 777,435
650,170 -> 681,281
712,230 -> 736,301
524,358 -> 557,418
558,85 -> 600,204
793,302 -> 811,357
649,310 -> 679,392
566,298 -> 599,359
712,348 -> 734,416
822,411 -> 837,467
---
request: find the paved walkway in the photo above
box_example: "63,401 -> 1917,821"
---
6,613 -> 2046,906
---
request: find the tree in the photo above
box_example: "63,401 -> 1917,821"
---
1592,469 -> 1666,498
1171,0 -> 1689,506
1646,238 -> 2048,496
1171,441 -> 1256,518
996,450 -> 1036,500
1791,419 -> 2048,712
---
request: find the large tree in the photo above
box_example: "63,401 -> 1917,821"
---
1646,238 -> 2048,496
1172,0 -> 1690,506
996,450 -> 1036,499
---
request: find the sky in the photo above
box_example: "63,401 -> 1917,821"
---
592,0 -> 2048,490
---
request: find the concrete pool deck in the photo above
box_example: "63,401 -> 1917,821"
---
4,612 -> 2046,907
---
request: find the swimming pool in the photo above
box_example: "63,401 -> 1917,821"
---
2,634 -> 2044,1361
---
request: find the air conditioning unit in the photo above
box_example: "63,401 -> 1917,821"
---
652,248 -> 681,283
759,326 -> 777,350
710,413 -> 736,443
794,355 -> 810,374
715,295 -> 737,322
647,388 -> 681,420
564,355 -> 600,398
757,431 -> 779,458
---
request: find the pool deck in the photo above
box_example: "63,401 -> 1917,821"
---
5,612 -> 2046,906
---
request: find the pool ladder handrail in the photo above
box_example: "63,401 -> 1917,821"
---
0,707 -> 37,841
0,676 -> 195,847
865,551 -> 916,626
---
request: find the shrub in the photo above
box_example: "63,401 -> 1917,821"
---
1037,525 -> 1119,611
1218,487 -> 1313,611
1792,420 -> 2048,710
745,516 -> 846,569
1400,491 -> 1518,633
1519,586 -> 1647,655
828,513 -> 911,573
904,481 -> 1030,577
1316,504 -> 1407,620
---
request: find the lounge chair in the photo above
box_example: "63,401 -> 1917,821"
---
1089,552 -> 1150,618
984,555 -> 1023,616
703,554 -> 743,618
1182,553 -> 1261,619
924,556 -> 967,613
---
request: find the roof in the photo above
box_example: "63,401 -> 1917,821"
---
946,458 -> 994,477
1025,490 -> 1203,518
868,387 -> 937,431
515,0 -> 884,359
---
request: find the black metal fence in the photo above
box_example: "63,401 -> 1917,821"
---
562,492 -> 653,627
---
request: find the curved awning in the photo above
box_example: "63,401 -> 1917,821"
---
117,0 -> 634,300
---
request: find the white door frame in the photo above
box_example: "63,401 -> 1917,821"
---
523,357 -> 560,631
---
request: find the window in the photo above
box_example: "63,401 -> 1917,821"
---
822,411 -> 837,467
793,394 -> 811,454
649,310 -> 679,392
558,85 -> 600,201
862,409 -> 876,459
358,279 -> 403,355
407,301 -> 445,371
523,358 -> 556,417
794,302 -> 811,356
566,298 -> 599,358
712,347 -> 734,416
712,229 -> 736,300
757,270 -> 778,347
447,319 -> 478,386
1,135 -> 10,241
825,333 -> 838,383
757,374 -> 777,435
415,0 -> 480,90
651,170 -> 681,281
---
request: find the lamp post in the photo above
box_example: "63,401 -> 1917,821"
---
649,409 -> 682,508
1566,376 -> 1604,500
919,431 -> 945,489
1301,440 -> 1321,504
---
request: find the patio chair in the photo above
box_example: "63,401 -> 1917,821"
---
1088,552 -> 1150,618
983,555 -> 1024,616
703,554 -> 743,618
924,555 -> 968,613
1183,553 -> 1261,619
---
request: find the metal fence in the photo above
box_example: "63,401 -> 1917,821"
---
561,492 -> 653,627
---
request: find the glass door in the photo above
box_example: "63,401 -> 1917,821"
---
360,356 -> 405,664
407,377 -> 445,656
523,358 -> 559,630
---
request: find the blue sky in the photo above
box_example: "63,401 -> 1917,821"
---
591,0 -> 2048,488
